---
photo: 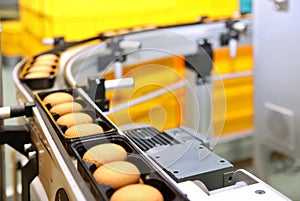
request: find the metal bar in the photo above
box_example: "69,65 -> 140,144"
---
105,78 -> 134,91
21,151 -> 38,201
0,22 -> 7,201
212,70 -> 253,81
11,150 -> 17,201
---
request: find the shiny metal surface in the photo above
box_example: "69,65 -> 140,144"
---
13,55 -> 95,201
0,106 -> 11,119
178,169 -> 291,201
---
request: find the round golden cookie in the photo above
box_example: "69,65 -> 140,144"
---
110,184 -> 164,201
93,161 -> 140,189
30,62 -> 55,68
32,59 -> 57,66
28,66 -> 54,73
50,102 -> 82,116
43,92 -> 74,106
56,112 -> 92,128
24,72 -> 50,79
35,54 -> 58,61
64,123 -> 103,138
82,143 -> 127,167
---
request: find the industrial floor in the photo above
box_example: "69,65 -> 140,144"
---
2,59 -> 300,200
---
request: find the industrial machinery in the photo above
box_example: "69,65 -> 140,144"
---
0,19 -> 291,201
253,0 -> 300,181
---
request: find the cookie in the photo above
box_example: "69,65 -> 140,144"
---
83,143 -> 127,167
64,123 -> 103,138
93,161 -> 140,189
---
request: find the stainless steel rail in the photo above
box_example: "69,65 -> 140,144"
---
64,19 -> 252,88
13,59 -> 96,201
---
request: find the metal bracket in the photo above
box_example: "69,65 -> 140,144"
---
87,76 -> 110,112
0,125 -> 31,155
220,20 -> 247,58
98,36 -> 142,73
86,76 -> 134,112
21,146 -> 38,201
185,39 -> 213,85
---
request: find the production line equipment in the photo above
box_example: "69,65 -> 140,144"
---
0,20 -> 291,201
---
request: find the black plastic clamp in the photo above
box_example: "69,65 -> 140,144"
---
87,76 -> 110,112
185,39 -> 213,84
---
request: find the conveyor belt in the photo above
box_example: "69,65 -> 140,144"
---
7,18 -> 291,201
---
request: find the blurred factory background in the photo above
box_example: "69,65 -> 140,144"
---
1,0 -> 300,200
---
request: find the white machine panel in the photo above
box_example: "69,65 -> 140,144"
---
253,0 -> 300,179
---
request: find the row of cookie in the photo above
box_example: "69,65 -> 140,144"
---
22,53 -> 59,79
42,91 -> 104,138
82,142 -> 164,201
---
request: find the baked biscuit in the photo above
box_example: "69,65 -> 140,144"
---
64,123 -> 103,138
43,92 -> 74,106
83,143 -> 127,167
56,112 -> 92,128
50,102 -> 82,116
110,184 -> 164,201
93,161 -> 140,189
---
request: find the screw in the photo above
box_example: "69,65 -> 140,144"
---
255,190 -> 266,195
28,151 -> 36,160
24,143 -> 33,152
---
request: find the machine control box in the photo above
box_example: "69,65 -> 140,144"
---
124,126 -> 234,190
